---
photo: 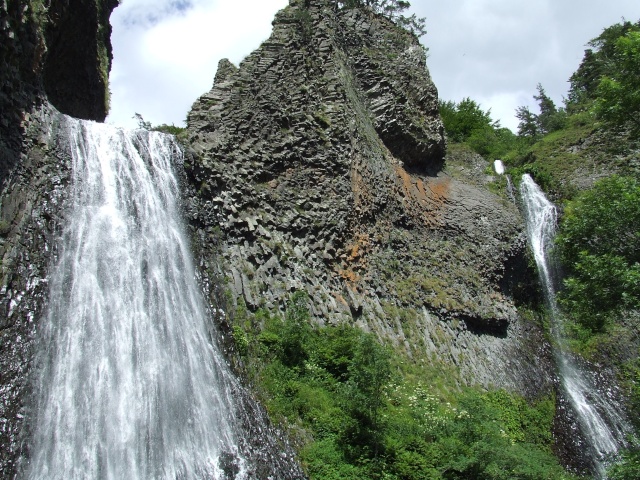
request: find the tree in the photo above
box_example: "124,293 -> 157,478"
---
533,83 -> 565,133
593,30 -> 640,133
568,20 -> 640,108
515,106 -> 539,139
337,0 -> 426,37
439,98 -> 496,143
440,98 -> 519,157
279,291 -> 312,368
515,84 -> 565,139
341,333 -> 392,458
133,112 -> 151,130
556,175 -> 640,331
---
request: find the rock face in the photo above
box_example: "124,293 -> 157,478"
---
0,0 -> 117,475
42,0 -> 118,121
0,109 -> 75,476
0,0 -> 559,475
186,0 -> 555,398
0,0 -> 116,184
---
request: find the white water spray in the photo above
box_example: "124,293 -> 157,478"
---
26,118 -> 246,479
520,174 -> 630,478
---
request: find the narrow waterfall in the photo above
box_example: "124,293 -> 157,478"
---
25,117 -> 247,479
520,174 -> 630,478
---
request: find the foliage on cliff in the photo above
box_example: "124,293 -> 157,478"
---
336,0 -> 426,36
439,98 -> 519,159
440,20 -> 640,197
231,293 -> 572,480
592,30 -> 640,134
567,20 -> 640,110
556,175 -> 640,332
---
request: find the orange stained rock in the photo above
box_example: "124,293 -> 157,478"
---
394,164 -> 450,226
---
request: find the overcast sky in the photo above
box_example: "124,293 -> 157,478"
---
107,0 -> 640,132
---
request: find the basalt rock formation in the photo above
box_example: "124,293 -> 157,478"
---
185,0 -> 555,398
0,0 -> 562,476
0,0 -> 116,183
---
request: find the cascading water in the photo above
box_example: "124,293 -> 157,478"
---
520,173 -> 631,478
25,117 -> 249,479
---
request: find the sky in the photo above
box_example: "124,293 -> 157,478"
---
107,0 -> 640,132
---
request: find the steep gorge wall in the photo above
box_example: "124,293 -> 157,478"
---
0,0 -> 560,475
185,0 -> 555,399
0,0 -> 118,474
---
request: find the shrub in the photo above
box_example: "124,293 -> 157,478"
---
556,175 -> 640,331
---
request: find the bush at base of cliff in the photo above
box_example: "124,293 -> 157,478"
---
233,292 -> 576,479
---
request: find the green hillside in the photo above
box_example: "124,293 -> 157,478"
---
441,19 -> 640,478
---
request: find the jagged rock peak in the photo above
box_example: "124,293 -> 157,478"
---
190,0 -> 445,173
184,0 -> 551,398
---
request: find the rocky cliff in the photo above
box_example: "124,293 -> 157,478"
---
0,0 -> 116,182
0,0 -> 562,476
185,0 -> 555,398
0,0 -> 118,474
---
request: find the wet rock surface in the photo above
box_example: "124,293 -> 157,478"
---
0,105 -> 73,477
185,0 -> 554,399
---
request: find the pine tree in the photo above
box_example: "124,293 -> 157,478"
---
533,83 -> 565,134
515,106 -> 539,139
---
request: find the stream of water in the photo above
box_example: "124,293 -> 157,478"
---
520,173 -> 630,478
25,118 -> 247,479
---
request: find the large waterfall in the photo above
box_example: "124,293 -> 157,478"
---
520,174 -> 630,478
25,118 -> 249,479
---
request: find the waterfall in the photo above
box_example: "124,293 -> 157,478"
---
520,174 -> 631,478
25,118 -> 247,479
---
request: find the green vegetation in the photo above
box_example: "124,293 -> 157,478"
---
336,0 -> 426,37
233,292 -> 574,479
567,20 -> 640,110
133,113 -> 186,136
439,98 -> 519,159
516,84 -> 567,139
555,175 -> 640,332
608,444 -> 640,480
593,30 -> 640,133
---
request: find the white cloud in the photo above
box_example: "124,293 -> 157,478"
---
107,0 -> 640,132
107,0 -> 288,128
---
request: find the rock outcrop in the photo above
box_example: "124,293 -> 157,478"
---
0,0 -> 116,184
0,0 -> 560,475
185,0 -> 555,398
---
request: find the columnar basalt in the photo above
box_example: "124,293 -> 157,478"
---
185,0 -> 555,398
